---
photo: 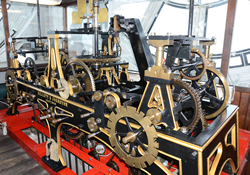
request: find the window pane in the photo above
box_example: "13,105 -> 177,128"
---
231,0 -> 250,52
206,3 -> 227,54
150,4 -> 189,35
229,56 -> 242,67
0,2 -> 63,67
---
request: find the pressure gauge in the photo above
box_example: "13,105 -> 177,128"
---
95,143 -> 106,154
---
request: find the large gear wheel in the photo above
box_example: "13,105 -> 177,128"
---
64,60 -> 95,99
176,48 -> 207,80
5,70 -> 18,100
172,79 -> 205,131
191,67 -> 229,119
107,106 -> 159,169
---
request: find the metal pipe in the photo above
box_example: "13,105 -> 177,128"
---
93,0 -> 99,57
188,0 -> 194,37
36,0 -> 42,38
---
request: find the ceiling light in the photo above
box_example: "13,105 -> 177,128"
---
8,0 -> 62,6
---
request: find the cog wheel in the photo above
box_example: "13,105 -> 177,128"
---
172,79 -> 202,132
64,60 -> 95,100
191,67 -> 229,119
5,70 -> 18,100
176,48 -> 207,80
107,106 -> 159,169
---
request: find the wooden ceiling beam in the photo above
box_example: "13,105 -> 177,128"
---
1,0 -> 11,67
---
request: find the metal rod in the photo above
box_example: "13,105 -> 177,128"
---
93,0 -> 99,57
37,131 -> 41,144
36,0 -> 42,38
1,0 -> 11,67
188,0 -> 194,37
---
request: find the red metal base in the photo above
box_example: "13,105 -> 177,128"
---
0,106 -> 127,175
0,106 -> 249,175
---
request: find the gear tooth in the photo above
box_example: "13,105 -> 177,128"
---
115,107 -> 121,113
139,111 -> 145,118
173,78 -> 202,132
126,106 -> 136,113
119,106 -> 126,114
141,162 -> 146,168
107,105 -> 158,169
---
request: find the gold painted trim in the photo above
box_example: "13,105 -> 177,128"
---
51,48 -> 57,71
111,66 -> 120,85
45,119 -> 52,138
106,92 -> 121,108
37,98 -> 49,110
147,85 -> 165,111
224,124 -> 236,148
54,106 -> 74,118
154,159 -> 173,175
18,80 -> 239,153
158,150 -> 182,175
166,85 -> 179,130
18,81 -> 95,114
207,142 -> 222,175
57,123 -> 116,166
198,151 -> 203,175
236,111 -> 239,171
137,81 -> 150,112
202,108 -> 238,149
54,37 -> 64,79
218,158 -> 236,174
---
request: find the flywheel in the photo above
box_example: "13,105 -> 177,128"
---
64,60 -> 95,92
191,66 -> 229,119
5,70 -> 18,100
107,106 -> 159,169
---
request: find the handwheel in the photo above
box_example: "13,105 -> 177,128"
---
107,106 -> 159,169
64,60 -> 95,99
175,48 -> 207,80
24,57 -> 38,77
172,79 -> 206,131
191,67 -> 229,119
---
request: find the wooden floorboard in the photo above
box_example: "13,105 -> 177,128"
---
0,129 -> 48,175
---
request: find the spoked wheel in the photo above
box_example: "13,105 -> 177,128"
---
24,57 -> 38,77
64,60 -> 95,100
191,67 -> 229,119
174,48 -> 207,80
107,106 -> 158,169
5,70 -> 18,100
172,79 -> 206,131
